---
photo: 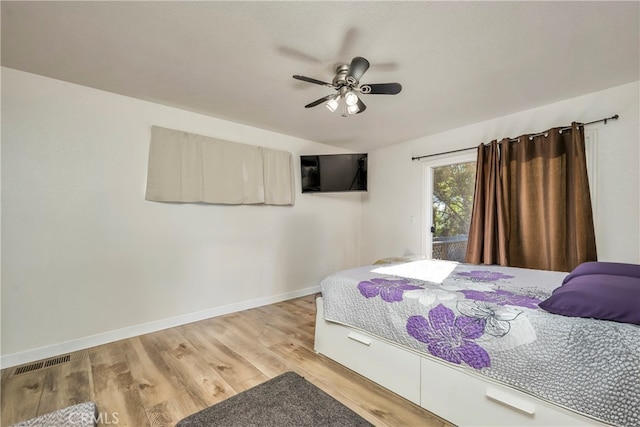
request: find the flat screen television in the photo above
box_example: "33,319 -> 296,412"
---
301,153 -> 367,193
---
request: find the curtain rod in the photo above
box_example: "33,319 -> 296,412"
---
411,114 -> 619,161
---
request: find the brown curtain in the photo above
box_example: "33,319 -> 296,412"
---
465,140 -> 509,265
465,123 -> 597,272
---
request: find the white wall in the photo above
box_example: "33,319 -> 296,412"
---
362,81 -> 640,266
1,68 -> 363,365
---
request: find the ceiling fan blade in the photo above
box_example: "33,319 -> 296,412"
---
337,28 -> 359,58
346,57 -> 370,84
293,75 -> 334,87
360,82 -> 402,95
304,94 -> 335,108
356,98 -> 367,114
277,46 -> 322,64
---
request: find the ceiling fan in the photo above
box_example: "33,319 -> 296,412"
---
293,56 -> 402,117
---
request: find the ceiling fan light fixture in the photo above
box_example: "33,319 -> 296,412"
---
344,91 -> 359,106
326,95 -> 340,112
347,103 -> 360,115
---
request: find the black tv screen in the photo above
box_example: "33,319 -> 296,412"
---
301,153 -> 367,193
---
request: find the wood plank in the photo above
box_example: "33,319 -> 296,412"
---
249,305 -> 316,348
89,342 -> 150,427
120,336 -> 184,409
141,327 -> 237,408
37,358 -> 93,416
177,322 -> 264,389
145,392 -> 202,427
0,369 -> 45,426
233,372 -> 270,393
200,314 -> 296,378
226,306 -> 314,352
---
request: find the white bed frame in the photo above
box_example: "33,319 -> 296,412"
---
314,296 -> 608,427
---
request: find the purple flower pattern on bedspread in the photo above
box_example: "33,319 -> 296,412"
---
461,289 -> 541,309
457,300 -> 523,337
406,304 -> 491,369
357,278 -> 422,302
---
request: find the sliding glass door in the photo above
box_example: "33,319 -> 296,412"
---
422,153 -> 476,262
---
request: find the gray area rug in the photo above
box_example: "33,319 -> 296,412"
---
176,371 -> 373,427
11,402 -> 97,427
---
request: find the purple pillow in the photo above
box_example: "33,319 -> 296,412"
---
563,261 -> 640,284
539,274 -> 640,325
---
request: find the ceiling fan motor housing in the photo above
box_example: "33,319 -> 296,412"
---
332,64 -> 350,87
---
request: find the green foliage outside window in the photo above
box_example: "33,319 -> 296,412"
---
432,162 -> 476,238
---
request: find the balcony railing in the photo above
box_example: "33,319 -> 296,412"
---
432,236 -> 468,262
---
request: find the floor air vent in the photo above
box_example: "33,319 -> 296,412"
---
14,362 -> 44,375
12,352 -> 86,377
44,354 -> 71,367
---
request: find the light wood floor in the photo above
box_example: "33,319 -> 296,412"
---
1,294 -> 453,427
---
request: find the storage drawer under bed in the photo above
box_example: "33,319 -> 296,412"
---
314,298 -> 421,405
420,356 -> 606,426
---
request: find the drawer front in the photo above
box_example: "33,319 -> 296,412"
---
420,357 -> 604,426
315,311 -> 421,404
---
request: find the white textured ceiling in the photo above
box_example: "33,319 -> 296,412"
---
2,1 -> 639,151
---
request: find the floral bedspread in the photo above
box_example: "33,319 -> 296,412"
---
320,261 -> 640,426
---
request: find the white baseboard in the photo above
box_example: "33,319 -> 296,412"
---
1,285 -> 320,369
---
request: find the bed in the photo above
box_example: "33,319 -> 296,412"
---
314,259 -> 640,427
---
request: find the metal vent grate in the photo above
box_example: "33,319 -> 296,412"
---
14,362 -> 44,375
43,354 -> 71,368
12,351 -> 87,377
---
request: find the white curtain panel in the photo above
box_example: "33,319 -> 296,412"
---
145,126 -> 294,205
262,147 -> 295,206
